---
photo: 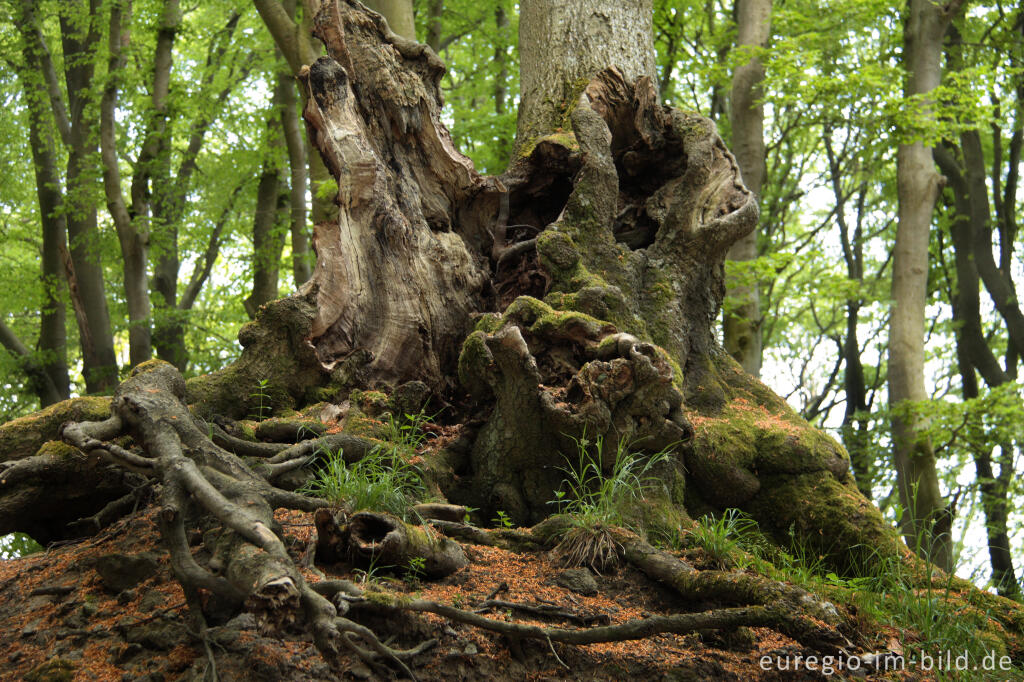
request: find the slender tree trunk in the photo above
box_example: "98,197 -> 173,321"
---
21,61 -> 70,403
932,85 -> 1020,597
723,0 -> 770,377
279,67 -> 312,287
58,1 -> 119,393
245,82 -> 289,318
255,0 -> 334,225
101,0 -> 152,368
493,3 -> 511,164
0,321 -> 63,407
147,0 -> 188,372
516,0 -> 657,149
825,129 -> 873,499
889,0 -> 964,572
425,0 -> 443,53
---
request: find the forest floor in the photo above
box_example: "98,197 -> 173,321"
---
0,505 -> 944,681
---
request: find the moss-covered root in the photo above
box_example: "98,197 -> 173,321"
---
339,511 -> 468,578
184,293 -> 330,420
0,396 -> 110,463
619,533 -> 847,653
683,351 -> 905,575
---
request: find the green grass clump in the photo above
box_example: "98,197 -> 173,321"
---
300,411 -> 430,519
549,431 -> 674,570
686,508 -> 762,569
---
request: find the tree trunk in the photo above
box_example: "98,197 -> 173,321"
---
494,3 -> 511,162
280,67 -> 313,287
722,0 -> 770,377
59,1 -> 120,392
515,0 -> 657,150
362,0 -> 416,41
287,0 -> 896,574
889,0 -> 964,572
245,83 -> 289,319
148,0 -> 187,372
931,26 -> 1020,596
425,0 -> 443,52
255,0 -> 336,228
19,40 -> 71,404
824,126 -> 873,500
101,0 -> 153,369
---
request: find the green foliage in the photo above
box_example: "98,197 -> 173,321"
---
0,533 -> 44,559
405,555 -> 427,587
377,410 -> 434,454
249,378 -> 272,421
491,510 -> 513,529
416,0 -> 518,173
685,508 -> 762,570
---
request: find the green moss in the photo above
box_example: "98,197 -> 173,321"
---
363,589 -> 409,607
473,313 -> 503,334
558,77 -> 592,129
626,496 -> 693,545
457,330 -> 493,394
25,659 -> 75,682
342,407 -> 382,437
237,422 -> 258,441
36,440 -> 86,461
517,130 -> 581,160
749,472 -> 901,574
0,396 -> 111,463
348,389 -> 390,417
536,231 -> 580,271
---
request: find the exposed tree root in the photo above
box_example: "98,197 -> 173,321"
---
53,360 -> 448,676
44,360 -> 852,676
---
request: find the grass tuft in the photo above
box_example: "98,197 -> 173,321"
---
548,431 -> 674,571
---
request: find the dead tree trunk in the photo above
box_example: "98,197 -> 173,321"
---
287,0 -> 899,570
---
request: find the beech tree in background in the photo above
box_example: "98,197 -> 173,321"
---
932,13 -> 1023,599
723,0 -> 770,377
889,0 -> 965,572
16,0 -> 119,393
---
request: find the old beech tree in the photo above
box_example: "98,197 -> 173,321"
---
1,0 -> 1020,673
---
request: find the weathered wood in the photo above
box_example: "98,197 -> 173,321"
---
299,0 -> 500,391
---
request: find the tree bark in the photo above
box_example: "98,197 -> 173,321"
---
145,0 -> 185,371
722,0 -> 770,377
58,0 -> 120,392
280,67 -> 313,287
930,25 -> 1020,598
425,0 -> 443,53
824,126 -> 873,500
362,0 -> 416,41
245,82 -> 289,319
515,0 -> 657,150
17,21 -> 71,404
101,0 -> 153,369
255,0 -> 335,225
889,0 -> 965,572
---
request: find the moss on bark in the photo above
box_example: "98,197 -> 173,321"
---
0,396 -> 110,463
